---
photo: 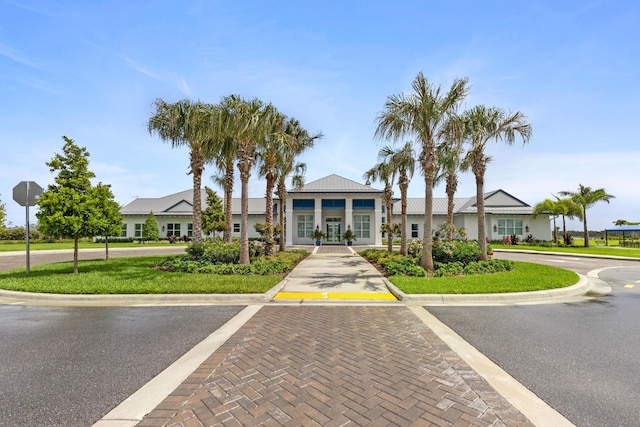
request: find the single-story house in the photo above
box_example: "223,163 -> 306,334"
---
120,174 -> 551,244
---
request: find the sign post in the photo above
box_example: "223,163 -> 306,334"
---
13,181 -> 43,275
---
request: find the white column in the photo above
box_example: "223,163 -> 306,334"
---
374,197 -> 382,246
345,197 -> 353,231
314,197 -> 322,232
285,197 -> 294,246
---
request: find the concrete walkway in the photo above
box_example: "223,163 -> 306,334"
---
273,246 -> 397,301
92,246 -> 575,427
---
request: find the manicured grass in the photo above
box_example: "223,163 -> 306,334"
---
0,241 -> 186,252
0,256 -> 281,294
494,244 -> 640,258
389,261 -> 579,294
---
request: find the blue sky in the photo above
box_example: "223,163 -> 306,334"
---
1,0 -> 638,231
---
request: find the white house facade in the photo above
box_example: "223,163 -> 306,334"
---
119,174 -> 551,244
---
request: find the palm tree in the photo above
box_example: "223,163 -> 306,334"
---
207,98 -> 238,243
532,198 -> 563,244
554,196 -> 582,245
256,108 -> 287,256
436,114 -> 465,228
379,142 -> 415,255
375,72 -> 469,270
274,118 -> 322,251
223,95 -> 270,264
364,161 -> 396,252
277,160 -> 307,251
559,184 -> 615,247
461,105 -> 532,260
148,99 -> 212,244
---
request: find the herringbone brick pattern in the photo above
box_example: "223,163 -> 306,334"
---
138,307 -> 533,426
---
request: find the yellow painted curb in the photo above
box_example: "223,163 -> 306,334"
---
274,292 -> 397,300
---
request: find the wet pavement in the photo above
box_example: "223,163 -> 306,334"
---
135,305 -> 534,427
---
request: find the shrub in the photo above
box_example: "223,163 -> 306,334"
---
407,239 -> 423,259
432,240 -> 482,265
156,248 -> 307,276
187,243 -> 205,259
385,259 -> 426,277
434,262 -> 464,277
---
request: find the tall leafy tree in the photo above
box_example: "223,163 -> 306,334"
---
148,99 -> 212,244
462,105 -> 532,260
364,161 -> 396,252
202,186 -> 225,238
375,72 -> 469,270
559,184 -> 615,247
379,143 -> 415,255
91,183 -> 123,260
37,136 -> 100,273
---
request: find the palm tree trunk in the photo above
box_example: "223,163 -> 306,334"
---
264,171 -> 275,256
277,182 -> 286,252
190,152 -> 204,244
223,164 -> 234,243
583,208 -> 589,248
475,171 -> 488,261
399,174 -> 409,256
239,161 -> 251,264
422,174 -> 435,271
446,173 -> 457,226
385,184 -> 393,252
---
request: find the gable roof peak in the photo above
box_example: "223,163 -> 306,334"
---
290,174 -> 383,194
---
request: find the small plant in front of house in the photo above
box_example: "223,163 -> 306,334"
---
311,226 -> 325,245
342,226 -> 356,245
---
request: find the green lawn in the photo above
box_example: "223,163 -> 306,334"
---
0,241 -> 186,252
0,256 -> 281,294
389,261 -> 579,294
494,244 -> 640,258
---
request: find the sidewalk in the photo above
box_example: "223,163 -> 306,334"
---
95,247 -> 574,427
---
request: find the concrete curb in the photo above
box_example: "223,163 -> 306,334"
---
493,248 -> 640,262
0,288 -> 270,306
384,274 -> 603,306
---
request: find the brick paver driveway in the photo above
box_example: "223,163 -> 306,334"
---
139,306 -> 533,426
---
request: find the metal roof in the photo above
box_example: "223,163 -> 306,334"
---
121,189 -> 270,216
289,174 -> 383,194
604,225 -> 640,232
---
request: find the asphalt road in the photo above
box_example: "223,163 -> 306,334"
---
0,246 -> 187,272
429,257 -> 640,427
0,305 -> 245,427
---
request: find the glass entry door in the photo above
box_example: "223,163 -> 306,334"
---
325,218 -> 342,243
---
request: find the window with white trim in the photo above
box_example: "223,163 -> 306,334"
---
233,223 -> 240,233
354,214 -> 370,238
121,224 -> 127,237
167,223 -> 181,237
297,215 -> 313,238
497,219 -> 523,235
134,223 -> 143,238
411,223 -> 419,238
